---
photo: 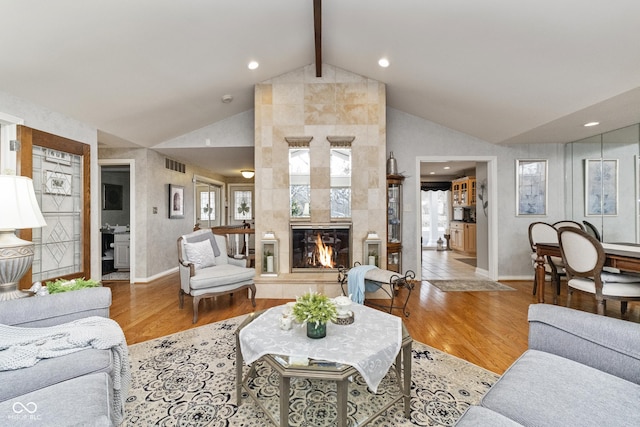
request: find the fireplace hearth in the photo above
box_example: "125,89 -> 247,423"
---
291,224 -> 351,272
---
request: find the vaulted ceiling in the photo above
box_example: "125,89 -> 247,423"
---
2,1 -> 640,177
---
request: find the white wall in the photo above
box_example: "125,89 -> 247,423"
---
386,107 -> 567,279
155,110 -> 254,149
100,146 -> 228,281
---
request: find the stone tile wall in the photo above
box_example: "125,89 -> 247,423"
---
254,64 -> 387,298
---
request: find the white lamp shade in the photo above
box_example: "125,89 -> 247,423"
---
0,175 -> 47,230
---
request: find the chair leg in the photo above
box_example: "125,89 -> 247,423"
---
249,283 -> 257,307
552,273 -> 561,305
597,299 -> 605,315
566,289 -> 573,309
192,295 -> 201,324
621,301 -> 628,315
532,270 -> 538,295
179,289 -> 185,309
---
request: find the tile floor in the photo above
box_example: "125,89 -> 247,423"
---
421,249 -> 484,280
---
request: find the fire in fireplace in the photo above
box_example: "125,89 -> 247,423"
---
291,224 -> 351,272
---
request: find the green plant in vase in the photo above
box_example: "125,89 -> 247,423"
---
292,291 -> 338,339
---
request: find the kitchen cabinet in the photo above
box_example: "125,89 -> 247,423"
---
464,223 -> 477,254
450,222 -> 465,251
452,176 -> 476,207
114,233 -> 130,270
450,221 -> 476,254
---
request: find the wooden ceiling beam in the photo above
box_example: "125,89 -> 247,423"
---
314,0 -> 322,77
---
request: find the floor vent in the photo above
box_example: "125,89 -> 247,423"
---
165,158 -> 185,173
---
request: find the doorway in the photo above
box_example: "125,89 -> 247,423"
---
99,160 -> 135,283
416,156 -> 498,281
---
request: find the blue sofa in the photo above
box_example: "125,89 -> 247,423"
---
456,304 -> 640,426
0,288 -> 119,426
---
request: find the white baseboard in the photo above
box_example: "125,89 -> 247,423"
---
135,266 -> 178,283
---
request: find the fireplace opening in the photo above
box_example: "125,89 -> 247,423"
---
291,224 -> 351,272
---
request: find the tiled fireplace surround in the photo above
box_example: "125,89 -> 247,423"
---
254,64 -> 388,298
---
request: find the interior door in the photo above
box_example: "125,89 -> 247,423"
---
195,178 -> 222,228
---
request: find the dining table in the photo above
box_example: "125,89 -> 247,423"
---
535,242 -> 640,304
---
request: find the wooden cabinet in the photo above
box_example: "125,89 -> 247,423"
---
114,233 -> 130,270
464,223 -> 477,254
450,222 -> 476,254
450,222 -> 465,251
387,175 -> 404,272
452,180 -> 462,206
452,176 -> 476,207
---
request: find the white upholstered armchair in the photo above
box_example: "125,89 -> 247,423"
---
178,229 -> 256,323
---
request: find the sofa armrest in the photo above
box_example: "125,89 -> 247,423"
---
528,304 -> 640,384
0,287 -> 112,327
228,256 -> 248,268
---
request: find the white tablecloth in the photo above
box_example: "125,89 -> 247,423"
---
239,303 -> 402,393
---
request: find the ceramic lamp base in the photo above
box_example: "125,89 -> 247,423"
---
0,231 -> 35,301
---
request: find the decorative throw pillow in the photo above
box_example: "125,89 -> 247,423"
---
184,240 -> 216,270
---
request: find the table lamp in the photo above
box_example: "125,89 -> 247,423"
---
0,175 -> 47,301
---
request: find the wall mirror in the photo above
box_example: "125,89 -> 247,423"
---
564,123 -> 640,243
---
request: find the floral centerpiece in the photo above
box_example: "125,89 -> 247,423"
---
292,291 -> 338,339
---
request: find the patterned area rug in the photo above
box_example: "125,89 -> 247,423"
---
427,280 -> 515,292
124,314 -> 498,426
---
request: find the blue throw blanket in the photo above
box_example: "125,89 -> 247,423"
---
348,265 -> 379,304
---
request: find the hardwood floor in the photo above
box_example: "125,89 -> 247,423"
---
105,251 -> 640,375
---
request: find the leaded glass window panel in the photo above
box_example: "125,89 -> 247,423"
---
289,148 -> 310,217
330,148 -> 351,218
234,190 -> 252,221
200,191 -> 215,221
31,146 -> 83,281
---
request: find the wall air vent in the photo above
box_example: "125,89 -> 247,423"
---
165,158 -> 185,173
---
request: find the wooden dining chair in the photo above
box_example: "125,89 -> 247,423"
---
528,222 -> 564,297
582,220 -> 602,242
557,227 -> 640,315
552,220 -> 584,230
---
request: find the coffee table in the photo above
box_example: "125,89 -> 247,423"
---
235,305 -> 412,426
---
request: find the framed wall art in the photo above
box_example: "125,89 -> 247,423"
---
169,184 -> 185,219
516,159 -> 547,216
585,159 -> 618,216
102,183 -> 123,210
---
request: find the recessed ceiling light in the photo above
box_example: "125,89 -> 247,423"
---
248,61 -> 259,70
378,58 -> 390,68
221,94 -> 233,103
584,121 -> 600,127
429,171 -> 435,175
443,166 -> 451,170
